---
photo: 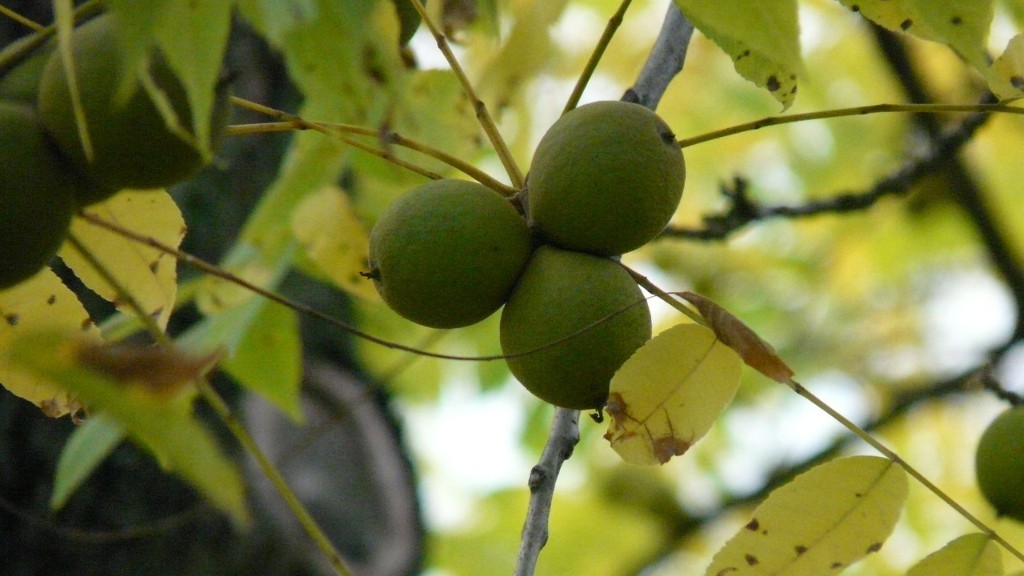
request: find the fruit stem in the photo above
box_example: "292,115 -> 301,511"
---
562,0 -> 634,115
64,232 -> 358,576
785,377 -> 1024,564
227,99 -> 517,196
619,263 -> 705,325
406,0 -> 526,189
677,102 -> 1024,148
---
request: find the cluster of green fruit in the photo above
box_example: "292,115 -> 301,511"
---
975,405 -> 1024,522
0,14 -> 230,290
368,100 -> 686,410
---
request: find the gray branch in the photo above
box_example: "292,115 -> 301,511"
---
623,2 -> 694,111
514,408 -> 580,576
513,3 -> 693,575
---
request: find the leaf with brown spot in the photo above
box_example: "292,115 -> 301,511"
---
605,323 -> 742,465
680,292 -> 794,383
0,270 -> 101,417
704,456 -> 907,576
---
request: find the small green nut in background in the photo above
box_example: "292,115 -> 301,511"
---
0,35 -> 53,102
975,406 -> 1024,522
527,100 -> 686,256
37,14 -> 231,204
368,179 -> 533,329
0,102 -> 79,289
500,245 -> 651,410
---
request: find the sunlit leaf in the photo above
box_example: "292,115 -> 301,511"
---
905,533 -> 1002,576
704,455 -> 908,576
605,323 -> 742,465
9,331 -> 247,525
180,294 -> 303,421
51,415 -> 125,510
61,190 -> 185,330
0,269 -> 100,417
837,0 -> 993,74
674,0 -> 801,109
991,34 -> 1024,101
292,186 -> 379,301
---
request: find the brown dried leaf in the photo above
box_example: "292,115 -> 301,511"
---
680,291 -> 794,383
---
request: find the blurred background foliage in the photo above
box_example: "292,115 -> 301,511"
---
3,0 -> 1024,575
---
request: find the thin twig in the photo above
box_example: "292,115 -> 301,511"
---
407,0 -> 525,188
563,0 -> 635,114
227,98 -> 516,195
676,102 -> 1024,148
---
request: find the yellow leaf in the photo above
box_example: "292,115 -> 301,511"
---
0,269 -> 101,417
991,34 -> 1024,101
674,0 -> 802,109
905,533 -> 1002,576
61,190 -> 184,330
837,0 -> 993,73
605,323 -> 742,465
291,186 -> 379,301
705,455 -> 908,576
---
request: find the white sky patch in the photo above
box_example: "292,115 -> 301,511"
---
922,270 -> 1015,374
401,378 -> 533,529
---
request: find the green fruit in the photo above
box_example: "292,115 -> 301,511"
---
392,0 -> 423,45
527,100 -> 686,256
37,14 -> 231,203
500,245 -> 651,410
368,179 -> 533,329
976,406 -> 1024,521
0,36 -> 53,102
0,102 -> 78,289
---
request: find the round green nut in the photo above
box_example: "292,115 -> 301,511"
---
368,179 -> 533,329
500,245 -> 651,410
0,102 -> 78,289
976,406 -> 1024,522
37,14 -> 231,204
527,100 -> 686,256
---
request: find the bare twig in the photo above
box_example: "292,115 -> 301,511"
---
662,104 -> 991,240
514,409 -> 580,576
623,3 -> 693,111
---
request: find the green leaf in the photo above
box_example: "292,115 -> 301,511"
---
222,301 -> 303,421
10,331 -> 248,525
61,190 -> 185,331
50,414 -> 125,510
0,269 -> 101,417
674,0 -> 802,109
905,533 -> 1002,576
180,293 -> 303,421
704,455 -> 908,576
605,323 -> 742,465
837,0 -> 1003,95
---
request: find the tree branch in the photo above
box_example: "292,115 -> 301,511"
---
661,103 -> 991,241
514,3 -> 693,574
514,408 -> 580,576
